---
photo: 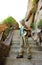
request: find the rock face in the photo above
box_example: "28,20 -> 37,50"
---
34,0 -> 42,28
25,0 -> 34,27
0,24 -> 8,34
26,0 -> 42,28
26,0 -> 33,17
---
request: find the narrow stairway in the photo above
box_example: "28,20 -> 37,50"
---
5,30 -> 42,65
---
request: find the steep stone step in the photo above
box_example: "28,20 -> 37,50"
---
12,37 -> 35,41
8,52 -> 42,60
9,47 -> 42,57
12,38 -> 36,45
9,48 -> 42,55
11,47 -> 42,52
11,43 -> 38,48
12,41 -> 36,45
12,40 -> 36,46
5,58 -> 42,65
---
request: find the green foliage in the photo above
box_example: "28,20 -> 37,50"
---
3,16 -> 19,29
37,19 -> 42,29
32,0 -> 35,3
3,16 -> 17,24
30,22 -> 35,30
32,0 -> 39,4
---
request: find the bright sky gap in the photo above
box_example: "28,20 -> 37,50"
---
0,0 -> 28,24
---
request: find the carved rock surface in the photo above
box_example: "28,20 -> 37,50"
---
34,0 -> 42,28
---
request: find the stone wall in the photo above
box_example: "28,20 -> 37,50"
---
26,0 -> 42,28
25,0 -> 34,27
34,0 -> 42,28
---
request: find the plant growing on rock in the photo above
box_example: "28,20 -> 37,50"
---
37,19 -> 42,29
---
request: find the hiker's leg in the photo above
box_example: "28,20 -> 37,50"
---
25,36 -> 32,59
19,35 -> 24,55
16,35 -> 24,58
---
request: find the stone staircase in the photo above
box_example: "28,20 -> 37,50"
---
5,30 -> 42,65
